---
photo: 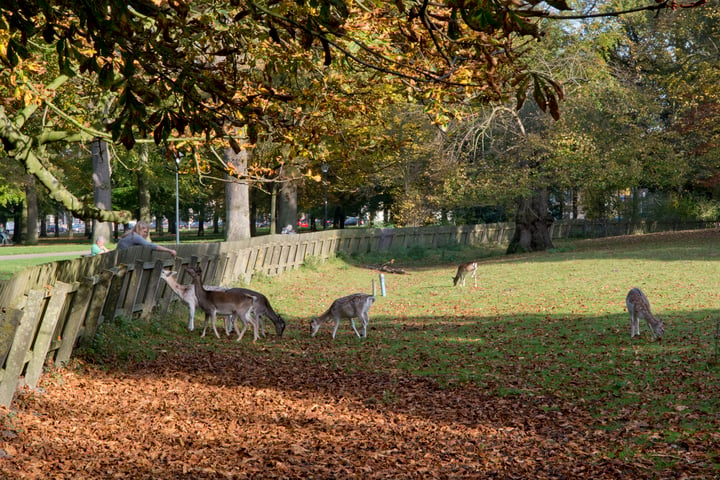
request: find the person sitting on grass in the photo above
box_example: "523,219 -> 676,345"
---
117,220 -> 177,257
91,235 -> 110,256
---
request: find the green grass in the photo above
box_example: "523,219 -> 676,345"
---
65,231 -> 720,471
0,231 -> 224,280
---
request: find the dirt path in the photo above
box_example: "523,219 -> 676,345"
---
0,251 -> 87,261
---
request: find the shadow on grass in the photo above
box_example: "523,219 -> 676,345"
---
63,307 -> 720,477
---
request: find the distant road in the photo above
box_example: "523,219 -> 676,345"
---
0,251 -> 88,261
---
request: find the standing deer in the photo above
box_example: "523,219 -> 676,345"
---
453,261 -> 478,287
186,265 -> 260,341
160,269 -> 231,332
225,288 -> 286,337
626,287 -> 665,340
311,293 -> 375,339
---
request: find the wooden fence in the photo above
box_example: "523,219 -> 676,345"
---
0,219 -> 713,406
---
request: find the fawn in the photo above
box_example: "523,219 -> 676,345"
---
160,269 -> 230,332
626,287 -> 665,340
186,265 -> 260,341
311,293 -> 375,339
453,261 -> 478,287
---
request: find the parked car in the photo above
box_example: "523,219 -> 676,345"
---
345,216 -> 365,226
298,219 -> 309,228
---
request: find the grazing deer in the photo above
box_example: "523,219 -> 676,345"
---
225,288 -> 286,337
311,293 -> 375,339
186,265 -> 260,341
626,287 -> 665,340
453,261 -> 478,287
160,269 -> 231,332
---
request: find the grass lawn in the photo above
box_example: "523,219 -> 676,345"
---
0,231 -> 224,280
2,230 -> 719,478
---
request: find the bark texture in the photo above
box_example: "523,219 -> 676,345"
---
506,189 -> 554,254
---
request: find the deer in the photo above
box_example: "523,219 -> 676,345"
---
160,269 -> 231,332
626,287 -> 665,340
185,265 -> 260,341
453,261 -> 478,287
311,293 -> 375,339
224,288 -> 286,337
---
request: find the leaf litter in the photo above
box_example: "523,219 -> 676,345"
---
0,344 -> 716,479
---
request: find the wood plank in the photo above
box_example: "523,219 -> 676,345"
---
54,278 -> 94,366
125,260 -> 145,315
103,263 -> 129,320
88,268 -> 122,340
141,261 -> 165,321
0,290 -> 44,407
24,282 -> 70,388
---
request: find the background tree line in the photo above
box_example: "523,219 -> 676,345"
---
0,0 -> 715,253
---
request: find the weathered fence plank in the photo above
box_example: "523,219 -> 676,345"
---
24,282 -> 70,388
0,290 -> 45,406
54,277 -> 94,366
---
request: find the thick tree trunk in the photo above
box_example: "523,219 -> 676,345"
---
224,147 -> 251,241
277,181 -> 297,234
506,189 -> 554,254
92,138 -> 113,242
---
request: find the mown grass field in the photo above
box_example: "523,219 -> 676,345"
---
1,230 -> 719,478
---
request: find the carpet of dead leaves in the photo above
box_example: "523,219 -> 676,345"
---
1,342 -> 717,480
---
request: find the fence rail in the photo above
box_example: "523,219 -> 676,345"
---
0,219 -> 714,406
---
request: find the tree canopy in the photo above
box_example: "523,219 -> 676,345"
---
0,0 -> 710,227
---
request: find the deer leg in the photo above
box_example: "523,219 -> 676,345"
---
201,311 -> 213,337
630,311 -> 638,337
350,318 -> 361,338
256,312 -> 266,337
236,318 -> 250,341
331,317 -> 341,339
360,312 -> 369,338
224,315 -> 235,336
188,305 -> 196,331
208,311 -> 221,338
232,314 -> 242,340
251,314 -> 260,343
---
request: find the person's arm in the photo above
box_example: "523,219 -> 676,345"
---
153,244 -> 177,257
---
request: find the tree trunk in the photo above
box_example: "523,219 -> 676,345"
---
224,147 -> 251,241
54,210 -> 61,238
571,190 -> 579,219
277,180 -> 297,234
92,137 -> 113,242
25,175 -> 38,245
506,189 -> 554,254
137,144 -> 151,223
39,214 -> 47,238
270,182 -> 277,235
213,210 -> 220,234
249,188 -> 257,237
197,206 -> 205,236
